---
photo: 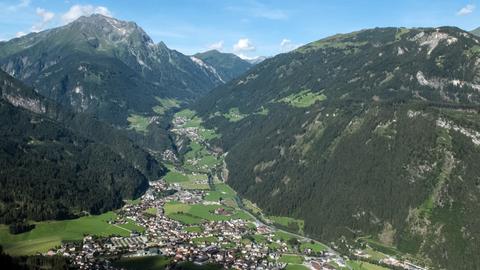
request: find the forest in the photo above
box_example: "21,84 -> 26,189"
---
192,27 -> 480,269
0,70 -> 165,224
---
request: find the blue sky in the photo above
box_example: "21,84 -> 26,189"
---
1,0 -> 480,58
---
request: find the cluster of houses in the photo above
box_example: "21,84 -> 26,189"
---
49,179 -> 350,269
45,117 -> 403,270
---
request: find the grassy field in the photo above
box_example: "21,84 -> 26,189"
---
268,242 -> 281,250
145,208 -> 157,216
178,181 -> 210,190
358,237 -> 401,257
273,231 -> 297,242
205,183 -> 237,202
300,241 -> 328,253
185,226 -> 203,233
164,202 -> 191,214
242,198 -> 263,215
279,254 -> 304,264
153,97 -> 180,116
285,264 -> 309,270
164,170 -> 189,183
347,260 -> 390,270
168,213 -> 204,225
252,234 -> 267,244
174,109 -> 203,129
164,203 -> 204,225
269,216 -> 305,234
127,114 -> 151,133
192,236 -> 218,244
223,107 -> 248,122
175,109 -> 197,119
184,141 -> 221,172
0,212 -> 141,256
112,255 -> 171,270
279,89 -> 327,108
164,202 -> 252,225
164,167 -> 210,190
198,128 -> 220,140
363,247 -> 389,261
118,218 -> 145,233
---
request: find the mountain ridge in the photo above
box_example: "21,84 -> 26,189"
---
193,49 -> 253,82
0,14 -> 223,126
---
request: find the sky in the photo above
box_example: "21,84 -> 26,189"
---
1,0 -> 480,59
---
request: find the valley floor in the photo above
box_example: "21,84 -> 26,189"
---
0,109 -> 426,270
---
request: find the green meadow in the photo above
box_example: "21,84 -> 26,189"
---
163,167 -> 210,190
222,107 -> 248,122
300,241 -> 328,253
164,202 -> 252,225
347,260 -> 390,270
127,114 -> 151,133
278,89 -> 327,108
269,215 -> 305,235
285,265 -> 309,270
153,97 -> 180,116
279,254 -> 304,264
0,212 -> 143,256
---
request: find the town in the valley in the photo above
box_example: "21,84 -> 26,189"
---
46,110 -> 427,270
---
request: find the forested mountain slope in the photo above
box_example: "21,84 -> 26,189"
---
0,14 -> 228,153
192,27 -> 480,269
470,27 -> 480,37
0,70 -> 164,224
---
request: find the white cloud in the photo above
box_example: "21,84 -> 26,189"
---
31,8 -> 55,32
61,4 -> 112,24
280,38 -> 300,52
16,31 -> 26,38
233,38 -> 256,53
235,53 -> 256,60
457,4 -> 475,16
7,0 -> 30,11
208,40 -> 224,51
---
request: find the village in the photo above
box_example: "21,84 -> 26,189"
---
52,179 -> 346,270
47,110 -> 428,270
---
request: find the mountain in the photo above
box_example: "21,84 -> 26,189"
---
0,69 -> 164,224
244,56 -> 267,65
192,27 -> 480,269
470,27 -> 480,37
0,14 -> 227,154
192,50 -> 253,83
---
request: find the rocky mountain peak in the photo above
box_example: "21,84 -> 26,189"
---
69,14 -> 153,46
